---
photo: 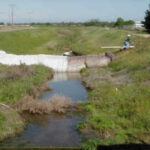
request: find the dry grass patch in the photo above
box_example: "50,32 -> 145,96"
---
0,65 -> 34,80
50,94 -> 73,113
15,94 -> 73,114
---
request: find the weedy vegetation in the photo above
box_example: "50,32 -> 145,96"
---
15,94 -> 73,114
0,26 -> 149,149
79,34 -> 150,149
0,64 -> 52,141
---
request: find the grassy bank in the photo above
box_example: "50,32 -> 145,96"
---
0,64 -> 52,141
0,26 -> 149,147
79,36 -> 150,149
0,26 -> 139,55
0,105 -> 24,142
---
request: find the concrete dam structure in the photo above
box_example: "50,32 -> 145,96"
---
0,51 -> 112,72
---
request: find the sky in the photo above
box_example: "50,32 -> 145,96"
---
0,0 -> 149,23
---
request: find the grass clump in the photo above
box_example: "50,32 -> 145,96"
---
15,94 -> 73,114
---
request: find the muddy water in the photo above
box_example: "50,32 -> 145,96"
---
0,73 -> 87,147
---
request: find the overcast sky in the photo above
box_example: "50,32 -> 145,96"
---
0,0 -> 149,23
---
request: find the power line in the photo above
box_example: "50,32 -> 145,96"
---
9,4 -> 15,25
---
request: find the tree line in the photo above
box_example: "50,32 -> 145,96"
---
83,18 -> 135,27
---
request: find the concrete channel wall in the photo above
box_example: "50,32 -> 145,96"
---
0,50 -> 111,72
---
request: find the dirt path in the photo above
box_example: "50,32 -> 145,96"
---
109,28 -> 150,38
0,26 -> 36,32
133,33 -> 150,38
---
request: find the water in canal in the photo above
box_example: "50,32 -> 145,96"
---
0,73 -> 88,147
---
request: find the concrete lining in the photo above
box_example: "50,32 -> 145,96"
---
0,50 -> 111,72
67,56 -> 86,72
85,54 -> 110,68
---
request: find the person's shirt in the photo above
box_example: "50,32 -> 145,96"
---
126,37 -> 131,42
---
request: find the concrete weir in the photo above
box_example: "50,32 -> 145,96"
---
0,50 -> 112,72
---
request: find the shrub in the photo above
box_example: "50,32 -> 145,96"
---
15,94 -> 73,114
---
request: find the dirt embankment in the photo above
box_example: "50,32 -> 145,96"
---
81,67 -> 132,90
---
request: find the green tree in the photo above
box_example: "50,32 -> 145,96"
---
0,22 -> 4,25
143,4 -> 150,33
115,17 -> 124,26
124,20 -> 135,25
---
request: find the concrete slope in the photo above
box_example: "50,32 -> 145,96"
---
0,50 -> 111,72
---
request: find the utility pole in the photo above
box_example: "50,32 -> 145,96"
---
0,12 -> 5,25
9,4 -> 15,25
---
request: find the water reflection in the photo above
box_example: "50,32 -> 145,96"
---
40,73 -> 87,102
52,72 -> 82,81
